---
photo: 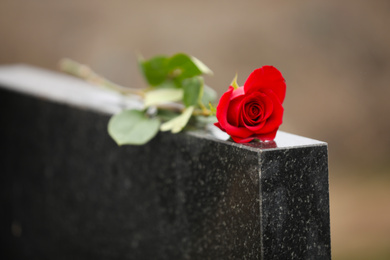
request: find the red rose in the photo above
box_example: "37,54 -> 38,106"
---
214,66 -> 286,143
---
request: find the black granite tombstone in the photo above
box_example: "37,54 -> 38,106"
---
0,65 -> 331,259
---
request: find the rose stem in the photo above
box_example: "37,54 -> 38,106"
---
58,58 -> 144,97
58,58 -> 212,117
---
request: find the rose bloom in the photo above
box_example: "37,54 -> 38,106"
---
214,66 -> 286,143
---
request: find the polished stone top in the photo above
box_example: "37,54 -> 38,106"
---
0,64 -> 326,151
0,64 -> 143,114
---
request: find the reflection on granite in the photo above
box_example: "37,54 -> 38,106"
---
241,140 -> 277,149
199,124 -> 326,151
0,67 -> 331,260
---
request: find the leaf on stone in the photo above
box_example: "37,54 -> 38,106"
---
160,106 -> 194,133
157,109 -> 180,122
108,109 -> 160,145
190,55 -> 213,75
182,77 -> 203,107
154,81 -> 177,89
139,56 -> 169,86
201,84 -> 217,106
168,53 -> 212,80
139,53 -> 212,89
144,88 -> 184,107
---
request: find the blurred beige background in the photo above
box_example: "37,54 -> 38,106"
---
1,0 -> 389,259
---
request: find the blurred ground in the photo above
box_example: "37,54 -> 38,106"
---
1,0 -> 389,259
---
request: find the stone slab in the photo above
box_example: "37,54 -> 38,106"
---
0,65 -> 331,259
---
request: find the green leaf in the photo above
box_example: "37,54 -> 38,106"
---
144,88 -> 184,107
139,56 -> 169,86
157,109 -> 180,122
201,84 -> 217,106
231,73 -> 239,90
160,106 -> 194,133
168,53 -> 212,80
108,110 -> 160,145
190,56 -> 213,75
139,53 -> 212,89
182,77 -> 203,107
155,81 -> 177,89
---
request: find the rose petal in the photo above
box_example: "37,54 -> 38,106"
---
239,92 -> 274,132
255,129 -> 278,141
252,89 -> 284,134
231,135 -> 255,143
242,102 -> 258,125
244,66 -> 286,103
231,85 -> 245,99
244,119 -> 266,132
215,86 -> 253,139
227,87 -> 245,126
214,122 -> 224,131
243,102 -> 262,125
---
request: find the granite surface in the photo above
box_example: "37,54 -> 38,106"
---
0,65 -> 331,259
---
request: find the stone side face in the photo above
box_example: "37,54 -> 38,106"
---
0,88 -> 261,259
0,86 -> 330,259
260,147 -> 331,259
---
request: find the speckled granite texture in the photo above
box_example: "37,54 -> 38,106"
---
0,68 -> 331,260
